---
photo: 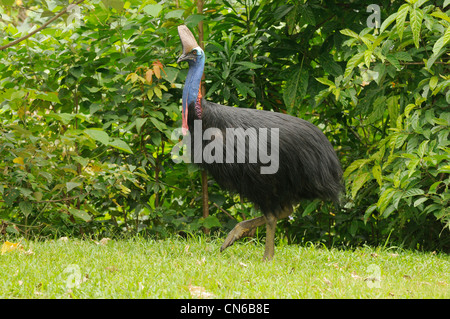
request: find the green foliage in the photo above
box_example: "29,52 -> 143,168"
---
0,0 -> 448,251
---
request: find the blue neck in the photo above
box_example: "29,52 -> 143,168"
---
182,49 -> 205,113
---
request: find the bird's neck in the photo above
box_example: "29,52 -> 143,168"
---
183,57 -> 204,112
181,54 -> 204,134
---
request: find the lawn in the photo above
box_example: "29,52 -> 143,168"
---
0,236 -> 448,299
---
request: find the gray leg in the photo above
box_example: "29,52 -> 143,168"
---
263,214 -> 277,261
263,206 -> 293,261
221,205 -> 293,260
220,216 -> 266,252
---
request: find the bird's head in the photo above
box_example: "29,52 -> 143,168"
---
177,25 -> 205,135
177,25 -> 203,65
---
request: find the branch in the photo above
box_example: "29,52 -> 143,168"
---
0,0 -> 85,51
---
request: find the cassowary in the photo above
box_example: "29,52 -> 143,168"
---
176,25 -> 343,260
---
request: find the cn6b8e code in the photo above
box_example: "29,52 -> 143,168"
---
224,303 -> 269,314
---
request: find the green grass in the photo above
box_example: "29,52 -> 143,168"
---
0,236 -> 448,298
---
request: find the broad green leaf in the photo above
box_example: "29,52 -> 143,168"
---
340,29 -> 359,39
377,188 -> 396,213
429,76 -> 438,90
35,92 -> 60,103
343,159 -> 370,178
299,4 -> 316,26
396,4 -> 410,40
84,129 -> 110,145
386,54 -> 401,70
431,11 -> 450,23
69,208 -> 91,222
202,215 -> 222,229
283,66 -> 308,113
344,52 -> 364,78
315,77 -> 335,87
413,197 -> 428,207
351,172 -> 371,198
165,9 -> 184,19
136,118 -> 147,134
142,4 -> 163,17
109,139 -> 133,154
372,164 -> 382,187
19,201 -> 32,217
149,117 -> 167,132
432,26 -> 450,55
413,0 -> 429,8
402,188 -> 425,198
364,50 -> 373,68
235,61 -> 262,69
185,14 -> 206,28
410,8 -> 423,48
380,12 -> 397,33
66,182 -> 82,192
394,51 -> 413,61
302,200 -> 320,216
417,140 -> 429,158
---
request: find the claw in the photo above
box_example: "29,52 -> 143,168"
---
220,224 -> 249,252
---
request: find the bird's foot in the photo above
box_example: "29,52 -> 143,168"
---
220,223 -> 252,252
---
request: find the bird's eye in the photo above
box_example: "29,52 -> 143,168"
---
192,49 -> 197,55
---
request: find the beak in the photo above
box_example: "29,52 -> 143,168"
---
177,52 -> 195,64
177,53 -> 188,64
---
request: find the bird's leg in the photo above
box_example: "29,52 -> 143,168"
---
263,206 -> 293,261
263,214 -> 277,261
220,216 -> 266,252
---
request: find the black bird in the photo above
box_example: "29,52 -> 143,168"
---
176,25 -> 343,260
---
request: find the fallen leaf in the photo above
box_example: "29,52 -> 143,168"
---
1,241 -> 23,255
370,253 -> 378,258
22,248 -> 34,256
105,266 -> 118,272
239,262 -> 248,268
59,237 -> 69,242
99,238 -> 111,245
323,277 -> 332,286
188,285 -> 215,299
403,275 -> 412,280
351,272 -> 363,280
196,257 -> 206,265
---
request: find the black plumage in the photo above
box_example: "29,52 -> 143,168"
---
188,99 -> 343,215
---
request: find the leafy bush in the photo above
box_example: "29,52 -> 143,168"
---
0,0 -> 448,251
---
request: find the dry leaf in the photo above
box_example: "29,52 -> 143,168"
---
1,241 -> 23,255
196,257 -> 206,265
59,237 -> 69,242
323,277 -> 332,286
239,262 -> 248,268
99,238 -> 111,245
22,248 -> 34,256
351,272 -> 363,280
145,69 -> 153,84
105,266 -> 118,272
188,285 -> 215,299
